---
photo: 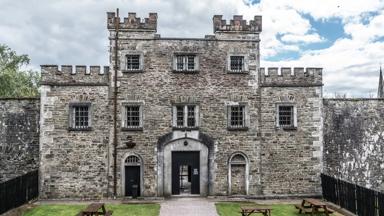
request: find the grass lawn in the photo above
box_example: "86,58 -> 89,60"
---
22,203 -> 160,216
215,202 -> 343,216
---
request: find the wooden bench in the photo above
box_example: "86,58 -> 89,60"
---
77,203 -> 113,216
240,207 -> 272,216
295,199 -> 334,215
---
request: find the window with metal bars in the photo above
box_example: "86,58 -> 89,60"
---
187,106 -> 195,127
125,105 -> 142,128
69,103 -> 91,130
278,105 -> 294,127
176,106 -> 184,127
126,55 -> 141,70
230,56 -> 245,72
228,105 -> 246,128
173,105 -> 198,128
175,55 -> 197,72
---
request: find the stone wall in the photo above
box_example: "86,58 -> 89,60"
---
259,68 -> 323,196
0,98 -> 40,182
39,84 -> 110,199
323,99 -> 384,192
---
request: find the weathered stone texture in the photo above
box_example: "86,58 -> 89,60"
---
37,12 -> 323,198
0,99 -> 39,182
323,99 -> 384,192
259,85 -> 323,196
39,85 -> 110,199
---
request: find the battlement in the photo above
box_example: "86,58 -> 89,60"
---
107,12 -> 157,32
260,67 -> 322,87
41,65 -> 109,86
213,15 -> 262,33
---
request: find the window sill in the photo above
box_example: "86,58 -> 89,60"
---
278,126 -> 297,131
227,127 -> 249,131
172,70 -> 199,73
172,127 -> 199,130
121,127 -> 143,131
68,127 -> 93,131
122,69 -> 143,73
227,70 -> 249,74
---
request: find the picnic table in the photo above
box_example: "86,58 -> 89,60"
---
240,206 -> 272,216
77,203 -> 113,216
295,198 -> 334,215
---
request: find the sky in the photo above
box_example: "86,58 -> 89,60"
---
0,0 -> 384,97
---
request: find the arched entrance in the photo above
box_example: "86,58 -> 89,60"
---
157,131 -> 214,197
122,154 -> 143,197
228,152 -> 249,195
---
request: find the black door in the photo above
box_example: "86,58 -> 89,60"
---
172,151 -> 200,195
125,166 -> 140,196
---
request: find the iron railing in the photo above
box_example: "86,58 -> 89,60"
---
0,170 -> 38,214
321,173 -> 384,216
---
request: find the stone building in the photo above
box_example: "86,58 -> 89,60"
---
38,12 -> 323,199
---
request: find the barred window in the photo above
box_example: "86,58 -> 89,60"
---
176,106 -> 184,127
174,55 -> 198,72
126,55 -> 140,70
278,105 -> 294,127
123,104 -> 143,129
69,103 -> 91,130
230,56 -> 244,72
173,105 -> 198,128
229,105 -> 245,128
187,106 -> 195,127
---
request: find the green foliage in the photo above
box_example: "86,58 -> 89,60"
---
22,204 -> 160,216
0,44 -> 40,97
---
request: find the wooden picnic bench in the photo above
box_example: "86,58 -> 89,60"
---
77,203 -> 113,216
240,207 -> 272,216
295,198 -> 334,215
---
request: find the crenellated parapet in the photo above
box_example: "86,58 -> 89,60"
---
213,15 -> 262,33
260,67 -> 322,87
40,65 -> 109,86
107,12 -> 157,32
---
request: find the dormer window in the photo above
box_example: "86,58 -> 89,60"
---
173,54 -> 199,72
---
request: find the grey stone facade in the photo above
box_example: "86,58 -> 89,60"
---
0,98 -> 39,182
323,99 -> 384,192
38,12 -> 323,199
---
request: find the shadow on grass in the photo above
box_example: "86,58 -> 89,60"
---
22,203 -> 160,216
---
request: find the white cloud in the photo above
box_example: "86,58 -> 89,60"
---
0,0 -> 383,97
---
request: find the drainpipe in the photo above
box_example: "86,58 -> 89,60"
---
113,8 -> 119,199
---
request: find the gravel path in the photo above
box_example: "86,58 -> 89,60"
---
160,197 -> 219,216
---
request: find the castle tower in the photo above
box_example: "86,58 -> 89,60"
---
378,67 -> 383,98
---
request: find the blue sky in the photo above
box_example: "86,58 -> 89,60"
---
0,0 -> 383,97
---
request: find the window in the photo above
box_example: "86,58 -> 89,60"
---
121,52 -> 143,72
277,105 -> 297,129
69,103 -> 91,130
174,54 -> 198,72
126,55 -> 140,70
227,104 -> 248,130
230,56 -> 244,72
123,104 -> 143,130
173,105 -> 199,128
228,105 -> 246,128
227,55 -> 248,73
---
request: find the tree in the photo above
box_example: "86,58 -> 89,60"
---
0,44 -> 40,97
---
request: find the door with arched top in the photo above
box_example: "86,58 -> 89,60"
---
125,155 -> 141,197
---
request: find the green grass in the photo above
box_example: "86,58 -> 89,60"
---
22,204 -> 160,216
215,202 -> 341,216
